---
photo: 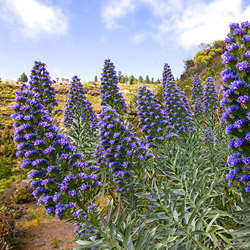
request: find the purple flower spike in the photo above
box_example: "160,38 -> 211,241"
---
192,74 -> 204,118
95,106 -> 152,194
204,77 -> 219,117
137,85 -> 168,143
64,76 -> 98,133
221,22 -> 250,192
162,63 -> 196,137
11,61 -> 100,221
100,59 -> 127,114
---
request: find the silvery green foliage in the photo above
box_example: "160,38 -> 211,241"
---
76,128 -> 235,250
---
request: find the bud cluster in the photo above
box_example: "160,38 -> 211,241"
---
100,59 -> 127,114
162,64 -> 196,137
64,76 -> 98,133
136,85 -> 168,143
204,77 -> 219,117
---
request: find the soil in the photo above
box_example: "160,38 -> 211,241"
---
13,202 -> 78,250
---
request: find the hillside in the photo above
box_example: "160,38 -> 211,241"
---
177,40 -> 226,98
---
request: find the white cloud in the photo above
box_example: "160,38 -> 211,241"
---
101,0 -> 136,29
0,0 -> 68,39
133,33 -> 146,43
101,0 -> 250,49
171,0 -> 248,48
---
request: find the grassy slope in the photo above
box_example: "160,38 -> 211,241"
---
0,81 -> 162,197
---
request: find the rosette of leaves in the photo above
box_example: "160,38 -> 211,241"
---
136,85 -> 168,143
162,64 -> 196,137
192,73 -> 204,118
95,106 -> 153,195
11,62 -> 100,222
64,76 -> 98,135
100,59 -> 127,115
221,21 -> 250,192
204,77 -> 219,118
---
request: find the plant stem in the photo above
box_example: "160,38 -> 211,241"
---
114,195 -> 121,224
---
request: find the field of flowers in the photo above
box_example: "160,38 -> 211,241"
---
3,21 -> 250,249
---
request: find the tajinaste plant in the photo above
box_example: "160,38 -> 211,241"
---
100,59 -> 127,115
221,21 -> 250,192
204,77 -> 219,118
95,106 -> 153,194
11,62 -> 100,223
29,61 -> 58,114
64,75 -> 98,133
192,73 -> 204,118
136,85 -> 168,143
162,64 -> 196,137
162,63 -> 175,89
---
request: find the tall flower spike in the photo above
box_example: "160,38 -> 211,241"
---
29,61 -> 58,114
11,62 -> 100,221
162,63 -> 175,89
64,76 -> 98,133
191,74 -> 204,118
204,128 -> 214,144
221,22 -> 250,192
95,106 -> 153,194
100,59 -> 127,115
136,85 -> 168,143
162,64 -> 196,137
204,77 -> 219,117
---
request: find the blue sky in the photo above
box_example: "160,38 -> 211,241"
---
1,0 -> 250,82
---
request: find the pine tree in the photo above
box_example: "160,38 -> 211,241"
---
118,71 -> 123,82
18,72 -> 28,83
124,75 -> 128,83
128,75 -> 134,85
138,76 -> 143,83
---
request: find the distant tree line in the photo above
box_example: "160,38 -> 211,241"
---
17,73 -> 161,86
117,71 -> 161,85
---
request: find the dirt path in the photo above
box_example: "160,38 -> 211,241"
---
13,202 -> 78,250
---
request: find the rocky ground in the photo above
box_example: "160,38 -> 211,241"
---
13,201 -> 77,250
